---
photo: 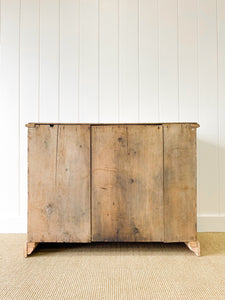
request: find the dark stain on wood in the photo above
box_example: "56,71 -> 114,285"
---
46,204 -> 54,216
133,226 -> 140,235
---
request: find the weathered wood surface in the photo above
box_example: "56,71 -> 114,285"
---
164,124 -> 197,242
26,122 -> 200,128
92,125 -> 164,242
24,242 -> 39,258
28,125 -> 90,243
185,241 -> 200,256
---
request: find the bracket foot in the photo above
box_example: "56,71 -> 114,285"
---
24,242 -> 39,258
185,240 -> 200,256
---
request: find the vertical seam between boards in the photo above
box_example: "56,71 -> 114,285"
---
38,0 -> 41,122
162,125 -> 165,242
58,0 -> 61,122
90,125 -> 92,241
55,125 -> 59,190
195,127 -> 198,236
216,0 -> 220,215
27,129 -> 30,239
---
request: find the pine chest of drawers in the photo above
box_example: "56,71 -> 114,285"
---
24,123 -> 200,257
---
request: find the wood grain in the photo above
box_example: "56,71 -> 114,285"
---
28,125 -> 90,242
92,125 -> 164,242
164,123 -> 197,242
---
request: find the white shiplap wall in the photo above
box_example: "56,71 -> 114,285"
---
0,0 -> 225,232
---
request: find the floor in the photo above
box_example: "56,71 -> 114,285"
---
0,233 -> 225,299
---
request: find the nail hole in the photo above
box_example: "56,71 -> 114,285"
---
49,124 -> 54,128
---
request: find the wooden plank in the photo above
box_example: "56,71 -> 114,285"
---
28,125 -> 90,242
164,124 -> 197,242
26,122 -> 200,127
28,125 -> 57,242
55,125 -> 90,242
92,125 -> 164,242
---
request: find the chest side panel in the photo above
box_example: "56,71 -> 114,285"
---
164,124 -> 197,242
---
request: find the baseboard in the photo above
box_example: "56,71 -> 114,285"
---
197,215 -> 225,232
0,215 -> 27,233
0,215 -> 224,233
